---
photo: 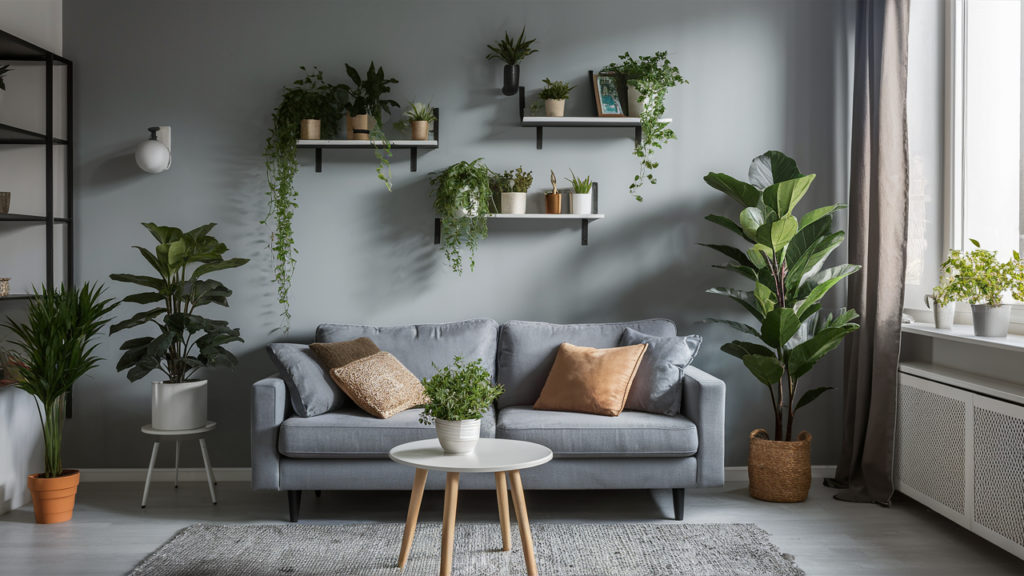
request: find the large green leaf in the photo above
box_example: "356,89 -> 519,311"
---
739,207 -> 765,240
703,172 -> 761,207
185,223 -> 217,240
721,340 -> 776,360
192,258 -> 249,280
142,222 -> 183,245
787,231 -> 845,295
188,279 -> 233,307
747,244 -> 773,269
786,214 -> 832,266
122,292 -> 165,305
756,215 -> 799,251
704,214 -> 746,238
115,337 -> 154,371
795,264 -> 861,315
704,317 -> 762,339
109,273 -> 166,292
788,325 -> 859,379
742,354 -> 785,387
748,151 -> 804,191
754,282 -> 775,315
794,386 -> 834,412
109,307 -> 165,334
712,264 -> 759,282
132,246 -> 167,278
760,307 -> 802,349
763,174 -> 815,216
707,287 -> 765,320
800,204 -> 846,230
699,244 -> 753,267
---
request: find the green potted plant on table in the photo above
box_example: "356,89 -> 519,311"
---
393,101 -> 436,141
2,283 -> 118,523
342,62 -> 400,189
702,150 -> 861,503
263,66 -> 347,332
431,159 -> 493,275
486,27 -> 538,96
537,78 -> 574,117
602,52 -> 688,202
939,240 -> 1024,337
565,169 -> 593,215
110,223 -> 249,431
419,356 -> 504,453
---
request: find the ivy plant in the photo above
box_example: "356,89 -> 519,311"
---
342,62 -> 400,191
939,240 -> 1024,306
703,151 -> 861,442
418,356 -> 504,424
602,51 -> 687,201
430,159 -> 493,275
263,66 -> 347,331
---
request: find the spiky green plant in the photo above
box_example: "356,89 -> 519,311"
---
565,169 -> 593,194
485,27 -> 538,66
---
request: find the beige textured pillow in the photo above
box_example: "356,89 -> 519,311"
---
330,351 -> 428,419
534,342 -> 648,416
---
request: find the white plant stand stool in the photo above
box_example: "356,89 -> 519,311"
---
140,421 -> 218,508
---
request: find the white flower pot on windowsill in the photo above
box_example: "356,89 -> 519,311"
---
971,304 -> 1010,338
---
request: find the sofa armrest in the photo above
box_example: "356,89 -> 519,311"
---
251,376 -> 287,490
683,366 -> 726,487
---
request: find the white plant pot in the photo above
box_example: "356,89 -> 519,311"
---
627,86 -> 644,118
453,191 -> 480,218
435,418 -> 481,454
924,295 -> 954,330
152,380 -> 208,431
570,193 -> 593,215
501,192 -> 527,214
545,99 -> 566,117
971,304 -> 1011,338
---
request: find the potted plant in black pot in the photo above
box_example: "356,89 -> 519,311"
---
419,356 -> 504,453
702,150 -> 861,503
940,240 -> 1024,337
486,27 -> 538,96
342,62 -> 400,190
431,159 -> 493,275
110,223 -> 248,431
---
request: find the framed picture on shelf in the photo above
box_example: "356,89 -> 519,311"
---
593,73 -> 625,117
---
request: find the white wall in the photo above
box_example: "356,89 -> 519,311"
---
0,0 -> 62,516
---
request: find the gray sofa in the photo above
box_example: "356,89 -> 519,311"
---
251,318 -> 725,522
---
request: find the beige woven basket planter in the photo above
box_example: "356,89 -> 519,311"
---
747,428 -> 812,503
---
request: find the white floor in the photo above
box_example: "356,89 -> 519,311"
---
0,481 -> 1021,576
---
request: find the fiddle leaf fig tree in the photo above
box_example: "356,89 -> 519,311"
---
702,151 -> 861,442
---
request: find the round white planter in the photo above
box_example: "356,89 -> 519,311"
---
434,418 -> 481,454
152,380 -> 208,431
925,295 -> 954,329
627,86 -> 644,118
545,99 -> 566,117
501,192 -> 526,214
453,196 -> 480,219
570,193 -> 592,215
971,304 -> 1011,338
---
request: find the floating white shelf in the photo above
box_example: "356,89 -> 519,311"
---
519,117 -> 671,128
296,108 -> 439,172
488,213 -> 605,219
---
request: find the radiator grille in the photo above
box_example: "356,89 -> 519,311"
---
974,405 -> 1024,548
896,382 -> 967,514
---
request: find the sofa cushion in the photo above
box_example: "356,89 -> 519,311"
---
266,343 -> 345,418
310,337 -> 381,370
330,352 -> 429,419
619,328 -> 703,416
279,404 -> 498,458
496,406 -> 697,458
534,342 -> 648,417
316,318 -> 499,381
496,319 -> 677,409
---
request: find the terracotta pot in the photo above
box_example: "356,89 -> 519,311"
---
545,194 -> 562,214
27,469 -> 80,524
748,429 -> 811,503
300,119 -> 321,140
347,113 -> 374,140
545,99 -> 566,117
411,120 -> 429,141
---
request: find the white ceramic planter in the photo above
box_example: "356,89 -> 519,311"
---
501,192 -> 527,214
971,304 -> 1011,338
435,418 -> 481,454
152,380 -> 208,431
545,99 -> 566,117
924,294 -> 954,329
454,196 -> 480,218
570,193 -> 592,215
627,86 -> 644,118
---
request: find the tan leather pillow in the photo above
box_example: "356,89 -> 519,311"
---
330,352 -> 429,419
310,337 -> 381,370
533,342 -> 649,416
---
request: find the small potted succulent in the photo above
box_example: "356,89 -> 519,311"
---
565,169 -> 593,215
539,78 -> 574,117
500,166 -> 531,215
485,27 -> 538,96
940,240 -> 1024,337
0,64 -> 10,111
431,159 -> 493,274
926,265 -> 956,330
393,101 -> 436,141
419,356 -> 504,453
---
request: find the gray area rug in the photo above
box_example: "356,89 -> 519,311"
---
130,522 -> 804,576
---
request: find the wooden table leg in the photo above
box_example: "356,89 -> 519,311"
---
509,470 -> 537,576
440,472 -> 460,576
398,468 -> 428,569
495,472 -> 511,551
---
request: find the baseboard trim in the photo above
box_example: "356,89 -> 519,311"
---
79,468 -> 252,482
0,488 -> 31,516
724,465 -> 837,482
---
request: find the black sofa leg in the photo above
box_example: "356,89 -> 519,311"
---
288,490 -> 302,522
315,490 -> 321,497
673,488 -> 685,521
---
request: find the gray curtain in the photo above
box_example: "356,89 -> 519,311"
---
827,0 -> 911,505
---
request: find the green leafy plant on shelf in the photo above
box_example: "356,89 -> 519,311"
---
109,223 -> 249,383
939,239 -> 1024,306
263,66 -> 347,331
702,151 -> 861,441
485,27 -> 538,66
565,169 -> 593,194
418,356 -> 504,425
2,283 -> 118,477
431,159 -> 493,275
342,62 -> 400,191
490,169 -> 515,194
603,51 -> 687,201
539,78 -> 574,100
0,64 -> 11,90
393,100 -> 436,133
511,166 -> 533,192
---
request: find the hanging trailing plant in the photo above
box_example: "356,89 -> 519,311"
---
342,62 -> 400,191
602,51 -> 687,202
430,159 -> 493,275
263,66 -> 346,332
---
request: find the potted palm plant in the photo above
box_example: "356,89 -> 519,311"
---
939,240 -> 1024,337
539,78 -> 574,117
419,356 -> 504,453
702,150 -> 861,503
565,169 -> 593,215
393,101 -> 436,141
110,223 -> 248,431
2,283 -> 118,523
485,27 -> 538,96
431,159 -> 493,275
342,62 -> 400,190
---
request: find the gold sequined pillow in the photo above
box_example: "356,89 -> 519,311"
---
330,352 -> 428,419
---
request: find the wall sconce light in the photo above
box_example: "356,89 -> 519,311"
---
135,126 -> 171,173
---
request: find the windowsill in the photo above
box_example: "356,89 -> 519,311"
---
901,322 -> 1024,353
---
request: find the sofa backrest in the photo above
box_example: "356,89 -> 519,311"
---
495,319 -> 677,409
315,318 -> 499,381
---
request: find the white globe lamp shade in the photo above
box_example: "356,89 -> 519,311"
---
136,127 -> 171,173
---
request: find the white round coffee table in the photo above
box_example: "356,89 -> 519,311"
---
389,438 -> 552,576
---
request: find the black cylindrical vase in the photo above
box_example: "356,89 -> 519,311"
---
502,64 -> 520,96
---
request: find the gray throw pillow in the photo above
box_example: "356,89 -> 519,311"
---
266,343 -> 346,417
618,328 -> 702,416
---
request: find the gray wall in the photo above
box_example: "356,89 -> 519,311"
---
62,0 -> 854,470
